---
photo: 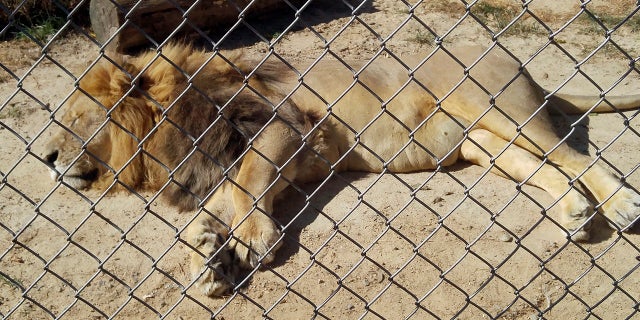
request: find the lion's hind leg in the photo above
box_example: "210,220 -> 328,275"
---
470,104 -> 639,233
460,129 -> 593,241
546,147 -> 640,232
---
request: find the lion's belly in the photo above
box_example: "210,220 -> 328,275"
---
336,108 -> 465,173
288,58 -> 472,176
293,79 -> 465,174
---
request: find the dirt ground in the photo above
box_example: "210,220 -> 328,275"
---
1,0 -> 640,319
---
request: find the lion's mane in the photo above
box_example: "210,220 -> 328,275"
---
81,44 -> 315,211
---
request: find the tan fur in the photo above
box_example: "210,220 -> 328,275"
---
43,43 -> 640,297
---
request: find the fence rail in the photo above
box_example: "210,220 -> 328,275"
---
1,0 -> 640,319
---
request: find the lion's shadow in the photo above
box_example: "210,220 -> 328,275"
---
269,171 -> 370,267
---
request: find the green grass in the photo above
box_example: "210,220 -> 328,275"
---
14,16 -> 66,42
1,0 -> 87,40
473,3 -> 515,28
0,273 -> 24,290
270,32 -> 282,42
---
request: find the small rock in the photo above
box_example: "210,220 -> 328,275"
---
370,270 -> 385,283
498,232 -> 513,242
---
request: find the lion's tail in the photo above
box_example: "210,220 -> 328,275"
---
546,91 -> 640,114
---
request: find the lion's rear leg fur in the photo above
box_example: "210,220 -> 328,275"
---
461,129 -> 593,241
549,150 -> 640,231
471,105 -> 640,235
230,121 -> 303,268
510,126 -> 640,232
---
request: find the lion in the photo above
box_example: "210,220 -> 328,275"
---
42,43 -> 640,296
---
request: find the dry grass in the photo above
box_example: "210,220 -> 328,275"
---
471,2 -> 545,36
0,40 -> 40,82
0,103 -> 24,120
402,0 -> 640,50
578,11 -> 640,34
424,0 -> 466,17
465,1 -> 639,38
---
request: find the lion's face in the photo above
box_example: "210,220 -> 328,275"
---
42,57 -> 168,191
44,92 -> 112,189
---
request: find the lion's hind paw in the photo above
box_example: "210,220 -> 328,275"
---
603,187 -> 640,232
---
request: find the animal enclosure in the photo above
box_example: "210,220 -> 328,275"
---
1,0 -> 640,319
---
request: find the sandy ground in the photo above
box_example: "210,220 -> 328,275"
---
1,0 -> 640,319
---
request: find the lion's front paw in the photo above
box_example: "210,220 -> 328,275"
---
231,215 -> 282,269
602,187 -> 640,231
190,232 -> 238,297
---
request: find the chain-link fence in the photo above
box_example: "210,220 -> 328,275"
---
1,0 -> 640,319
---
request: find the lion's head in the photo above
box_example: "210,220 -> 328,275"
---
43,57 -> 159,191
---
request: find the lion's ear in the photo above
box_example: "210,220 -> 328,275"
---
109,57 -> 153,97
78,58 -> 127,98
123,61 -> 153,95
105,57 -> 134,96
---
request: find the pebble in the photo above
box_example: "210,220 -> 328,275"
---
498,232 -> 514,242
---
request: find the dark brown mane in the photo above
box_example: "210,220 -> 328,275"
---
96,43 -> 315,211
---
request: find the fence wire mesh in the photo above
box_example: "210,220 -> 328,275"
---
1,0 -> 640,319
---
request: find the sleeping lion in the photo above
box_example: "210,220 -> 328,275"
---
43,43 -> 640,296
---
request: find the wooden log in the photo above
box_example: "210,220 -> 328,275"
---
89,0 -> 289,52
